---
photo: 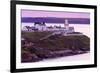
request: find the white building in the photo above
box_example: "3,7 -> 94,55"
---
64,19 -> 69,30
22,19 -> 74,33
34,22 -> 47,31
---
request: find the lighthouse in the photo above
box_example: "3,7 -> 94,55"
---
64,19 -> 69,30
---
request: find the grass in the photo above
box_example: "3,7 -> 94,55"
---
22,31 -> 90,51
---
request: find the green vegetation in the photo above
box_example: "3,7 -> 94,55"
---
22,31 -> 90,51
22,31 -> 52,42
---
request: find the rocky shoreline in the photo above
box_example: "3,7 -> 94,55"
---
21,47 -> 89,62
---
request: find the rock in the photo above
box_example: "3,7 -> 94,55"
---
21,51 -> 41,62
21,51 -> 32,62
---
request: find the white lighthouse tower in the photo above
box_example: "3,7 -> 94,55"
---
64,19 -> 69,30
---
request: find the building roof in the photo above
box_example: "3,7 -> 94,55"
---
34,22 -> 45,26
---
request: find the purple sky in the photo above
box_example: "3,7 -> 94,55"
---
21,10 -> 90,18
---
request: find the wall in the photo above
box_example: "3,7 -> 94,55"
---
0,0 -> 99,73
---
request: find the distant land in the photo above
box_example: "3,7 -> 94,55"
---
21,17 -> 90,24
